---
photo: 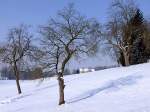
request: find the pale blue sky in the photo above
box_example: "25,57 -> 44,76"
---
0,0 -> 150,39
0,0 -> 149,68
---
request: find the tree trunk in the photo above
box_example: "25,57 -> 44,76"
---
123,52 -> 130,66
15,75 -> 22,94
14,62 -> 22,94
57,73 -> 65,105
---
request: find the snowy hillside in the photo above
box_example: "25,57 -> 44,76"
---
0,63 -> 150,112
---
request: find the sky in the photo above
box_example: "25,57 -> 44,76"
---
0,0 -> 150,39
0,0 -> 150,68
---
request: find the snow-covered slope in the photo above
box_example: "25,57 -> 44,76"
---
0,63 -> 150,112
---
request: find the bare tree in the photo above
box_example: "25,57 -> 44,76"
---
0,25 -> 33,94
40,4 -> 101,105
105,0 -> 138,66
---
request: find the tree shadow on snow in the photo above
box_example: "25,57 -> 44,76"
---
67,74 -> 143,104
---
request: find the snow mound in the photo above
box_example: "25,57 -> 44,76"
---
0,63 -> 150,112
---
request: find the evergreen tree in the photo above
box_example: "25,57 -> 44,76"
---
129,9 -> 147,65
130,37 -> 146,64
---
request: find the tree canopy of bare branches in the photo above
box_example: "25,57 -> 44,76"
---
39,4 -> 101,105
0,25 -> 33,94
105,0 -> 138,66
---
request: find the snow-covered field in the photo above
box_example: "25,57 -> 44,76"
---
0,63 -> 150,112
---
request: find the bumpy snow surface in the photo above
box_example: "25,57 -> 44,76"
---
0,63 -> 150,112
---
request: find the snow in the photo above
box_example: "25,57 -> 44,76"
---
0,63 -> 150,112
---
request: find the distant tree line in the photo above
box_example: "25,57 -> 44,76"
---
0,66 -> 72,80
0,66 -> 42,80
